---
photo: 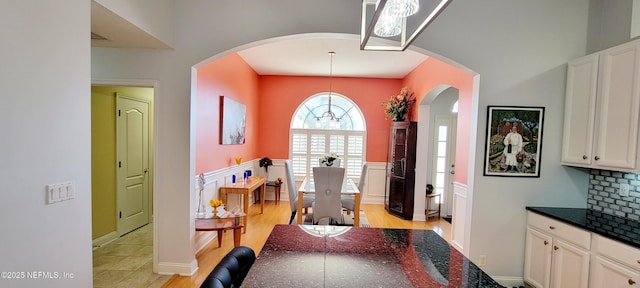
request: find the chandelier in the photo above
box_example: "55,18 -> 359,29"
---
360,0 -> 452,51
315,51 -> 341,128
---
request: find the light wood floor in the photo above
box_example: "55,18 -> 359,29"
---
161,201 -> 451,288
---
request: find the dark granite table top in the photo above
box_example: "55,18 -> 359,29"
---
243,224 -> 504,288
526,207 -> 640,249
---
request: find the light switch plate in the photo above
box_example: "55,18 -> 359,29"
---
47,184 -> 60,204
46,181 -> 75,204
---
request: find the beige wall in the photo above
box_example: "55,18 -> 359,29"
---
91,86 -> 154,240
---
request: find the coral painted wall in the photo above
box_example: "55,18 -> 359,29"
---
196,54 -> 260,174
402,57 -> 474,184
196,53 -> 473,180
257,76 -> 402,162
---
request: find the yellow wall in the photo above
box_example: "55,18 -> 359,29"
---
91,86 -> 154,240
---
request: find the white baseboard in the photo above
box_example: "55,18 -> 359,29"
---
157,259 -> 198,276
194,231 -> 217,254
493,276 -> 524,287
92,231 -> 117,249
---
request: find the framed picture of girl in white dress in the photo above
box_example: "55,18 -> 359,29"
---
483,106 -> 545,177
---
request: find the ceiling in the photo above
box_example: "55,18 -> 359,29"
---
90,3 -> 428,79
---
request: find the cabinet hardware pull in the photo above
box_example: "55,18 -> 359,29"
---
544,240 -> 549,245
595,156 -> 600,160
549,226 -> 555,230
637,260 -> 640,265
554,246 -> 559,251
629,279 -> 636,285
582,155 -> 588,160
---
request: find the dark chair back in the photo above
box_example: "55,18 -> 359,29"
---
200,246 -> 256,288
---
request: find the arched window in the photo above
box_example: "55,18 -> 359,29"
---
290,92 -> 366,180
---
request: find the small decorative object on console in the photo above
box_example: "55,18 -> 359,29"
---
259,157 -> 273,179
210,199 -> 224,217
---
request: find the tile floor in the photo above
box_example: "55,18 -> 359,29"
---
92,224 -> 171,288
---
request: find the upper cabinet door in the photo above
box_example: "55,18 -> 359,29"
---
593,42 -> 640,169
562,54 -> 599,166
562,40 -> 640,171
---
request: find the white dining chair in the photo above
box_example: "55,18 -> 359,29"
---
285,160 -> 313,224
311,167 -> 345,225
342,163 -> 367,215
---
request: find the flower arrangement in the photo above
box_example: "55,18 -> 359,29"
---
210,199 -> 223,208
321,153 -> 339,167
382,87 -> 415,121
259,157 -> 273,172
210,199 -> 224,217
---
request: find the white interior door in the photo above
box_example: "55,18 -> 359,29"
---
117,95 -> 150,236
432,115 -> 457,216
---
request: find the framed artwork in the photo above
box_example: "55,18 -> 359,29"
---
483,106 -> 545,177
219,96 -> 246,145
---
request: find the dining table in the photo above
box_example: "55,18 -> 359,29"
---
296,177 -> 361,226
242,224 -> 504,288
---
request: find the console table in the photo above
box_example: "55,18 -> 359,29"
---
195,212 -> 246,247
219,176 -> 266,233
425,193 -> 441,219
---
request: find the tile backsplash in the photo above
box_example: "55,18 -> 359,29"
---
588,169 -> 640,220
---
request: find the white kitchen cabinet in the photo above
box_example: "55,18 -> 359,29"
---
590,256 -> 640,288
524,212 -> 591,288
561,53 -> 598,166
562,39 -> 640,171
590,234 -> 640,288
524,227 -> 553,287
550,239 -> 591,288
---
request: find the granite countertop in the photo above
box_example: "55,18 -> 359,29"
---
243,224 -> 503,288
526,207 -> 640,248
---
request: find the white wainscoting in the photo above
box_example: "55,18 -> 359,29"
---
194,160 -> 387,211
360,162 -> 386,204
451,181 -> 467,253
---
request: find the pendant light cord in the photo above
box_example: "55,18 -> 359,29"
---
328,51 -> 335,118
